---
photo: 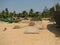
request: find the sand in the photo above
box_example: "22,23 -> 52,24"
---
0,21 -> 60,45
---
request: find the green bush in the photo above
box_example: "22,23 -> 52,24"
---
31,16 -> 42,21
0,18 -> 20,23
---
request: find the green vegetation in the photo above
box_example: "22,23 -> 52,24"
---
42,3 -> 60,21
0,18 -> 19,23
0,3 -> 60,23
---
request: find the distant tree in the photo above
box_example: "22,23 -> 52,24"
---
49,3 -> 60,21
1,10 -> 6,18
0,12 -> 2,18
29,9 -> 34,17
5,8 -> 8,12
35,12 -> 41,17
5,8 -> 9,17
56,3 -> 60,10
42,6 -> 49,18
22,10 -> 28,18
13,11 -> 16,17
9,12 -> 13,19
18,13 -> 22,17
49,3 -> 60,16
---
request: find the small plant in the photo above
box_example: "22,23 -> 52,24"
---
13,25 -> 21,29
38,28 -> 44,30
31,16 -> 42,21
29,21 -> 35,26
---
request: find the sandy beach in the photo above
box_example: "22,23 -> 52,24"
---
0,20 -> 60,45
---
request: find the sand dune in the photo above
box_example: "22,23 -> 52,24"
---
0,21 -> 60,45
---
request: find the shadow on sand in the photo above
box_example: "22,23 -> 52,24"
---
47,24 -> 60,37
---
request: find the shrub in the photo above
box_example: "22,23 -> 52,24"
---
31,16 -> 42,21
13,25 -> 21,29
0,18 -> 20,23
38,28 -> 44,30
29,21 -> 35,26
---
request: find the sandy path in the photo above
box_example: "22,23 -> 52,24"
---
0,21 -> 60,45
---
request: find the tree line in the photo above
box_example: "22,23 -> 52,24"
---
0,3 -> 60,22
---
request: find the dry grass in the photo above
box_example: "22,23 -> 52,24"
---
38,28 -> 44,30
29,21 -> 35,26
13,25 -> 21,29
21,20 -> 30,23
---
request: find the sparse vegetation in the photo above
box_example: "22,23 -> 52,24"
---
13,25 -> 21,29
31,16 -> 42,21
0,3 -> 60,23
29,21 -> 35,26
38,28 -> 44,30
